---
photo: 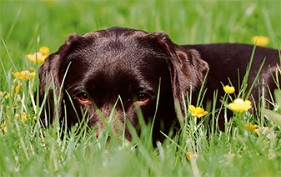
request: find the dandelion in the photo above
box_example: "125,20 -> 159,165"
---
228,98 -> 252,113
223,85 -> 235,94
245,123 -> 258,132
39,46 -> 50,55
5,93 -> 10,100
252,36 -> 269,46
21,113 -> 28,122
26,46 -> 49,63
15,83 -> 22,94
185,152 -> 193,161
16,112 -> 28,122
189,105 -> 208,118
12,70 -> 36,80
1,121 -> 7,133
0,91 -> 3,97
26,52 -> 47,63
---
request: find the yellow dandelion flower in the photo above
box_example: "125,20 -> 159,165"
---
0,91 -> 3,97
185,152 -> 193,161
252,36 -> 269,46
1,121 -> 7,133
223,85 -> 235,94
39,46 -> 50,55
15,84 -> 22,94
26,52 -> 47,63
21,113 -> 27,122
228,98 -> 252,113
245,123 -> 258,132
12,70 -> 36,80
189,105 -> 208,118
26,46 -> 49,64
5,93 -> 10,100
15,112 -> 28,122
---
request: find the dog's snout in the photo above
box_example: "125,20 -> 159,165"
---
87,104 -> 129,138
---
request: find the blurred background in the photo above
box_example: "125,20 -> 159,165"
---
0,0 -> 280,67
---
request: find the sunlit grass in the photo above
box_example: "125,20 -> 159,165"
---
0,0 -> 281,176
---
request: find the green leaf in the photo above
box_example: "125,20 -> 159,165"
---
274,89 -> 281,106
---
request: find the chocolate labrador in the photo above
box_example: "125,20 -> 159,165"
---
38,27 -> 280,141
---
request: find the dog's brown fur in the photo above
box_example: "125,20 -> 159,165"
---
39,27 -> 280,141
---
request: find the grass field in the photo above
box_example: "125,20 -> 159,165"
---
1,0 -> 281,176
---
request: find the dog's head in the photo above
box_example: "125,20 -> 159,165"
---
39,27 -> 208,140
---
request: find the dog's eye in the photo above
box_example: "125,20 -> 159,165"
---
136,92 -> 150,104
77,92 -> 91,104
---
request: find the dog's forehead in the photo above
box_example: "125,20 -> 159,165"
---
91,33 -> 163,59
63,29 -> 172,89
67,30 -> 170,70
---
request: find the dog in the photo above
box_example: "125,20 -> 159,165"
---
38,27 -> 280,141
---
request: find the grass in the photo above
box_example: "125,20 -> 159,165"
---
1,0 -> 281,176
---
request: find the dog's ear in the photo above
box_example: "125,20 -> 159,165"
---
38,34 -> 83,126
152,32 -> 209,122
171,48 -> 209,122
